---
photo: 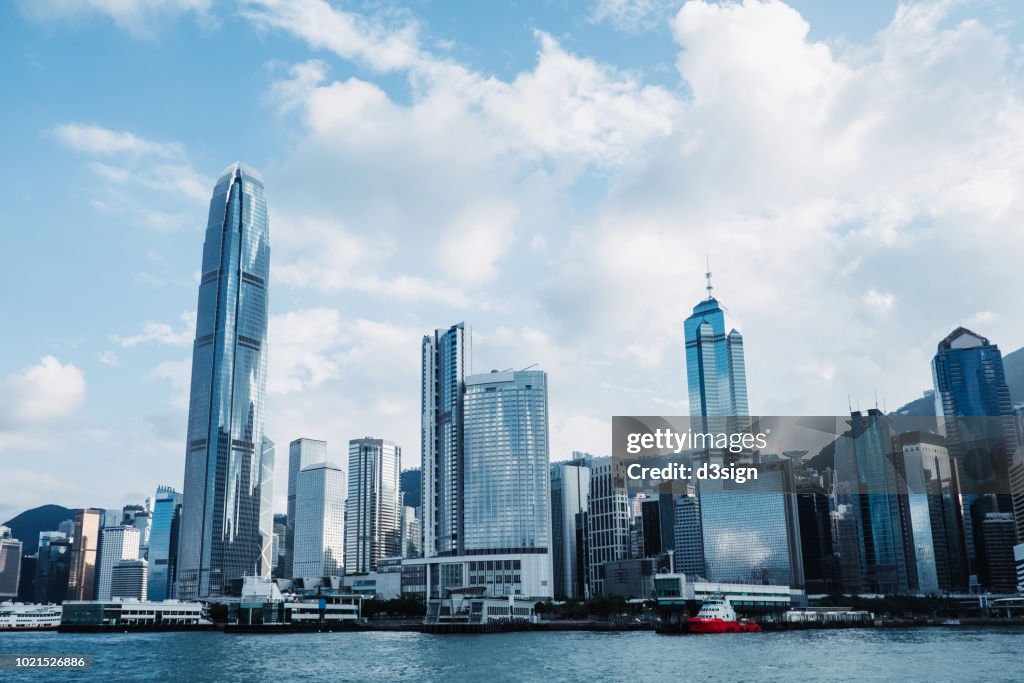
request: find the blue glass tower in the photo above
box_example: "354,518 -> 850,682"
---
147,485 -> 182,601
683,272 -> 748,431
177,163 -> 273,599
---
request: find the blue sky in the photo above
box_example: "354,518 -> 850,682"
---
3,0 -> 1024,521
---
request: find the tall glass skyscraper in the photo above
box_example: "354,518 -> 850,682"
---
462,370 -> 551,554
345,437 -> 402,573
294,462 -> 346,578
550,459 -> 590,600
835,409 -> 915,594
699,460 -> 804,587
286,438 -> 326,578
421,323 -> 470,557
683,283 -> 749,432
147,486 -> 182,601
177,163 -> 273,599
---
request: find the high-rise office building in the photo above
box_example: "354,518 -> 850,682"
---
405,335 -> 554,599
345,438 -> 401,574
795,483 -> 835,593
421,322 -> 470,558
34,531 -> 72,604
177,163 -> 273,599
293,462 -> 346,579
683,273 -> 749,432
836,409 -> 916,593
401,507 -> 421,559
551,459 -> 591,599
110,559 -> 148,601
672,493 -> 704,576
96,526 -> 140,601
122,505 -> 152,559
148,486 -> 183,601
0,527 -> 22,599
66,508 -> 101,601
932,327 -> 1019,583
462,370 -> 551,555
287,438 -> 327,577
978,513 -> 1018,594
700,460 -> 804,587
586,455 -> 632,596
640,499 -> 663,557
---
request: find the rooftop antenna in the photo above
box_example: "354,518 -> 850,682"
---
705,255 -> 714,300
847,394 -> 853,413
521,363 -> 539,371
874,389 -> 879,410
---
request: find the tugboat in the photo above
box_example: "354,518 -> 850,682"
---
686,595 -> 761,634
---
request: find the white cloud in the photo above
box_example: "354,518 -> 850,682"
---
98,350 -> 119,366
19,0 -> 215,39
0,356 -> 86,426
53,123 -> 211,231
112,311 -> 195,347
53,123 -> 180,157
589,0 -> 681,34
863,289 -> 895,312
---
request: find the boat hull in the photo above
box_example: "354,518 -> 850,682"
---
687,618 -> 761,634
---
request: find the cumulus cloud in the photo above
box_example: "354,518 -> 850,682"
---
589,0 -> 681,34
0,356 -> 86,426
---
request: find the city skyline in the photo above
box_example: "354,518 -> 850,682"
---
8,0 -> 1024,522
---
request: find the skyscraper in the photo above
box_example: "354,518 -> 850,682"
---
34,531 -> 72,604
932,327 -> 1019,583
345,438 -> 401,574
401,507 -> 421,559
66,508 -> 101,601
550,459 -> 591,600
421,323 -> 470,558
96,526 -> 141,601
0,527 -> 22,600
178,163 -> 273,600
462,370 -> 551,556
586,455 -> 632,596
683,272 -> 749,431
699,460 -> 804,587
672,493 -> 704,576
835,409 -> 915,593
148,486 -> 183,601
287,438 -> 326,578
294,462 -> 346,579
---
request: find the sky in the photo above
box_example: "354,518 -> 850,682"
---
3,0 -> 1024,522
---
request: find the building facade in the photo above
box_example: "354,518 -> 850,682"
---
586,455 -> 632,596
401,507 -> 422,559
700,460 -> 804,588
178,162 -> 274,599
0,527 -> 22,599
148,485 -> 182,601
286,438 -> 327,577
551,460 -> 591,600
34,532 -> 72,604
66,508 -> 102,601
421,323 -> 470,558
110,559 -> 148,601
462,370 -> 551,555
294,462 -> 346,579
683,286 -> 749,432
96,526 -> 140,601
345,438 -> 401,574
673,494 -> 704,576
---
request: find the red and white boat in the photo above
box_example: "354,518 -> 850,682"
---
687,595 -> 761,633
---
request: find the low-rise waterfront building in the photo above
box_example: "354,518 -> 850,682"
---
61,599 -> 207,627
424,587 -> 539,626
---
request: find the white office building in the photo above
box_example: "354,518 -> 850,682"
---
97,526 -> 140,601
345,438 -> 401,574
586,456 -> 631,596
294,462 -> 346,579
287,438 -> 327,578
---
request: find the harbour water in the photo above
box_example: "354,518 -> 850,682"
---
0,628 -> 1019,682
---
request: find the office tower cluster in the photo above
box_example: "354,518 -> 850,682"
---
407,323 -> 554,598
8,167 -> 1021,607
